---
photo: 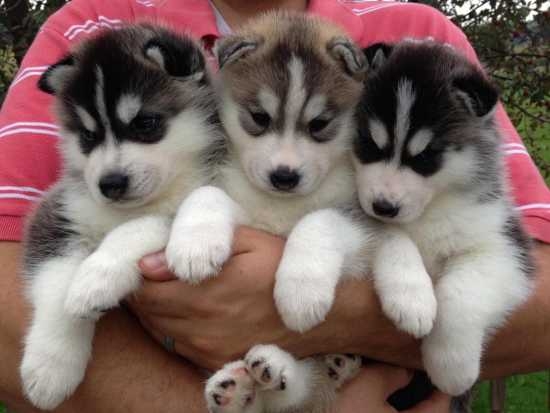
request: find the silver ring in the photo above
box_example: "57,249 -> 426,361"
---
163,335 -> 176,353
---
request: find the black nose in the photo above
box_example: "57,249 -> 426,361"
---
99,173 -> 129,200
372,199 -> 399,218
269,167 -> 300,191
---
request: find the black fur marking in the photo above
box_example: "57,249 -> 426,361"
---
502,214 -> 534,278
49,24 -> 214,156
38,54 -> 75,95
355,41 -> 500,181
143,33 -> 205,78
453,74 -> 499,117
363,43 -> 393,70
219,379 -> 235,389
23,188 -> 78,273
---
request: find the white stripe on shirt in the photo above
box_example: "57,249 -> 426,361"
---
0,186 -> 44,195
516,203 -> 550,211
0,122 -> 58,134
0,128 -> 60,139
0,193 -> 42,202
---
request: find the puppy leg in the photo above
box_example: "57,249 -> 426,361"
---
244,345 -> 318,412
373,228 -> 437,338
165,185 -> 248,283
65,215 -> 171,318
422,251 -> 531,395
205,361 -> 263,413
274,208 -> 371,332
21,253 -> 95,410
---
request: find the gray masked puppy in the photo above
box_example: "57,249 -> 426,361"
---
163,11 -> 373,413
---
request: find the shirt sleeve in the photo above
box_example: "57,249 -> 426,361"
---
357,2 -> 550,243
0,0 -> 133,241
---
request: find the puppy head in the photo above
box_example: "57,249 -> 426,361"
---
215,11 -> 366,196
353,40 -> 499,223
40,23 -> 216,208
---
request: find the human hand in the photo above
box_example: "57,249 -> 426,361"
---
334,364 -> 451,413
128,226 -> 301,370
129,224 -> 418,371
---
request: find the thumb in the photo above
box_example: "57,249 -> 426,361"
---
138,251 -> 177,281
403,391 -> 452,413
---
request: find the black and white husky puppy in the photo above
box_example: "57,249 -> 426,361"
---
20,24 -> 221,410
163,12 -> 371,413
353,40 -> 533,397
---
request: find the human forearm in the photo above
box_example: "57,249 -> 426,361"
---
0,242 -> 208,413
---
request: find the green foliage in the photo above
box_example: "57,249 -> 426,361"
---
0,45 -> 17,103
473,373 -> 550,412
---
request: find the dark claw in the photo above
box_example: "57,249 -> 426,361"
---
261,367 -> 271,382
279,376 -> 286,390
220,379 -> 235,389
328,367 -> 339,380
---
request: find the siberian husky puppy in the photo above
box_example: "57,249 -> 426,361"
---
353,40 -> 533,398
164,12 -> 371,413
20,24 -> 221,409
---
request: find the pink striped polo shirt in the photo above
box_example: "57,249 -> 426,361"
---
0,0 -> 549,242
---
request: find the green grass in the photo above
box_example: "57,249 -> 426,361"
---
473,372 -> 549,412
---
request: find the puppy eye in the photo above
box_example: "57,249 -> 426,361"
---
131,114 -> 162,133
249,110 -> 271,130
308,117 -> 331,140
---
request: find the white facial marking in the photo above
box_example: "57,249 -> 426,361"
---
94,66 -> 115,145
369,118 -> 389,149
303,94 -> 326,122
258,87 -> 279,119
285,56 -> 307,133
94,66 -> 109,127
394,78 -> 415,163
145,46 -> 165,69
407,128 -> 433,157
116,94 -> 142,124
75,106 -> 96,132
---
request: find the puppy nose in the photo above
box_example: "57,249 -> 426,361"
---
372,199 -> 400,218
99,173 -> 129,200
269,167 -> 300,191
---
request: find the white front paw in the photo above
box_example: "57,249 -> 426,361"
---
422,338 -> 480,395
274,256 -> 338,332
245,344 -> 298,391
65,253 -> 137,318
165,223 -> 233,284
379,279 -> 437,339
21,348 -> 85,410
205,361 -> 257,413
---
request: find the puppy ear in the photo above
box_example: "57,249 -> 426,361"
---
38,54 -> 75,95
327,36 -> 367,79
452,70 -> 499,117
215,35 -> 262,68
144,33 -> 205,81
363,43 -> 393,71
